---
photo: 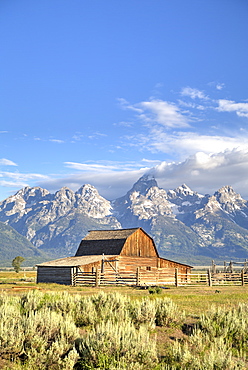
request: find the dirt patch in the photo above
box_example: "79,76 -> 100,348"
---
155,326 -> 187,358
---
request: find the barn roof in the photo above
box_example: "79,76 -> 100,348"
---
37,255 -> 117,267
37,228 -> 192,269
75,228 -> 142,256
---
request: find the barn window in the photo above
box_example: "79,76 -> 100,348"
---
146,266 -> 151,271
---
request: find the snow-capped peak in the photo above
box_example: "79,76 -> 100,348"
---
129,175 -> 158,195
214,185 -> 247,213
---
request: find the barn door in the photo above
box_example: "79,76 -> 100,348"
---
101,258 -> 118,273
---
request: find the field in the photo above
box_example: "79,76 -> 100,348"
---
0,270 -> 248,369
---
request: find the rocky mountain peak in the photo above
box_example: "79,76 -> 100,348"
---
215,185 -> 241,201
55,187 -> 75,201
76,184 -> 99,199
214,185 -> 247,214
52,188 -> 76,216
169,184 -> 196,198
127,175 -> 158,197
75,184 -> 112,218
0,186 -> 51,218
16,186 -> 50,202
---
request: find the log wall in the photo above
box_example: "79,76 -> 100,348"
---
37,266 -> 72,285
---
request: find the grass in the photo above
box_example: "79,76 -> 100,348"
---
1,270 -> 248,313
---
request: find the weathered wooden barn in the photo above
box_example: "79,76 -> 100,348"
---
37,228 -> 192,286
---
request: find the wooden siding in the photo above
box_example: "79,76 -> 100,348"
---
121,229 -> 158,257
118,256 -> 157,272
37,266 -> 72,285
78,256 -> 118,274
118,255 -> 190,273
158,258 -> 190,273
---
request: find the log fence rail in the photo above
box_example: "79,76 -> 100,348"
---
71,268 -> 248,287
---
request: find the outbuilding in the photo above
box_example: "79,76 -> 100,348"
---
37,228 -> 192,286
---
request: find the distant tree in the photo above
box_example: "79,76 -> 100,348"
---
12,256 -> 25,273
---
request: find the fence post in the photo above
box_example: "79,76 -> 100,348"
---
95,269 -> 99,287
175,268 -> 179,287
224,261 -> 226,272
136,267 -> 140,286
241,269 -> 245,286
71,267 -> 76,286
207,269 -> 212,287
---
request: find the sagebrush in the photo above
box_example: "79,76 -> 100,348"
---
0,290 -> 247,369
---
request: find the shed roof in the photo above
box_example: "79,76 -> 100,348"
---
75,228 -> 141,256
159,257 -> 192,269
37,255 -> 117,267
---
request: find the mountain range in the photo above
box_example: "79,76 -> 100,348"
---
1,175 -> 248,265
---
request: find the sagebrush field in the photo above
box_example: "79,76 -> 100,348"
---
0,271 -> 248,369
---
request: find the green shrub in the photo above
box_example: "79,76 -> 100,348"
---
0,298 -> 24,358
155,297 -> 184,327
199,303 -> 248,353
75,320 -> 158,369
165,329 -> 245,369
0,293 -> 79,369
163,305 -> 248,369
128,298 -> 157,329
148,286 -> 163,294
75,292 -> 131,327
20,290 -> 79,316
0,291 -> 187,369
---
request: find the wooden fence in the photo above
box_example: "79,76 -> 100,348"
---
71,268 -> 248,287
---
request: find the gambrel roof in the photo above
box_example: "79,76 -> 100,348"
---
75,228 -> 153,256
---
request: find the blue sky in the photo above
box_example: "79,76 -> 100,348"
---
1,0 -> 248,200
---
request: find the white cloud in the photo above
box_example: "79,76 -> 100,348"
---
117,98 -> 143,113
181,87 -> 209,100
0,158 -> 17,166
2,88 -> 248,202
139,100 -> 190,128
49,139 -> 65,144
127,128 -> 248,159
0,180 -> 29,188
1,172 -> 49,181
113,121 -> 134,127
65,162 -> 119,172
118,92 -> 248,162
217,99 -> 248,118
216,83 -> 225,90
88,132 -> 107,140
178,100 -> 196,109
118,97 -> 190,128
208,81 -> 225,91
36,149 -> 248,200
38,169 -> 148,200
64,160 -> 148,172
72,133 -> 84,141
147,148 -> 248,198
141,158 -> 162,165
3,149 -> 248,201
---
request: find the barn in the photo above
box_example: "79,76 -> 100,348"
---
37,228 -> 192,286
